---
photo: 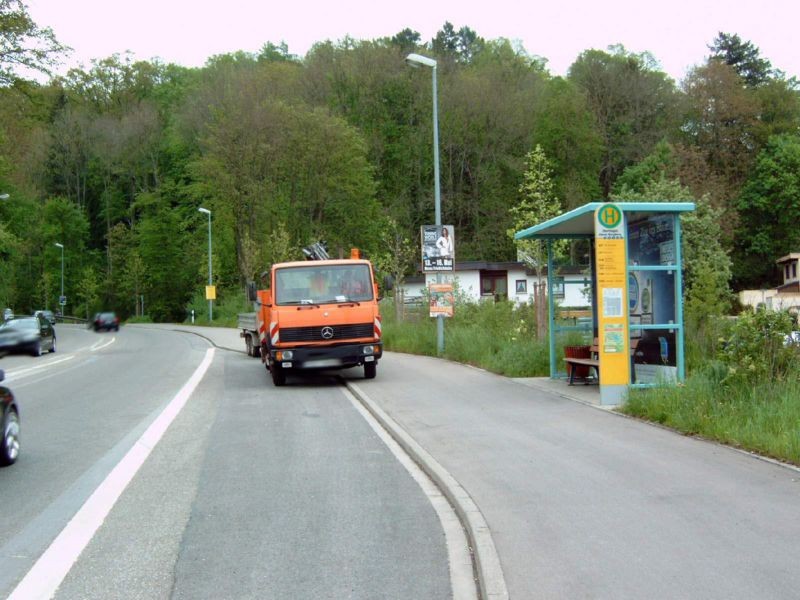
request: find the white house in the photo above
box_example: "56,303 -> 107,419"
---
401,261 -> 591,309
738,253 -> 800,313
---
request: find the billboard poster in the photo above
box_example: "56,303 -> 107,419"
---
429,283 -> 454,318
421,225 -> 455,272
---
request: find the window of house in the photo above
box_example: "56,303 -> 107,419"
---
480,271 -> 508,299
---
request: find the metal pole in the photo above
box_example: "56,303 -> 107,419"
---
432,63 -> 444,355
60,245 -> 64,302
207,211 -> 213,322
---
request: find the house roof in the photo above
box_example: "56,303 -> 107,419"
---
776,253 -> 800,264
514,202 -> 696,240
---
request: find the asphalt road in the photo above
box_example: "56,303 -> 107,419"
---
0,325 -> 451,599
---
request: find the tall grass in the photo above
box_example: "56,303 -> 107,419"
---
382,299 -> 551,377
622,375 -> 800,465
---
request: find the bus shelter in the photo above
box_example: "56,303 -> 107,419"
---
515,202 -> 695,405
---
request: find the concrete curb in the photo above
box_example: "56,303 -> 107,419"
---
347,381 -> 509,600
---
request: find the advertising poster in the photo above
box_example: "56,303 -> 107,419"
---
429,283 -> 454,318
422,225 -> 455,272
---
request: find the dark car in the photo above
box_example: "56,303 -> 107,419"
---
34,310 -> 57,325
92,312 -> 119,332
0,316 -> 56,356
1,369 -> 19,466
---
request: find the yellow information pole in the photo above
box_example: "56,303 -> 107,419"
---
594,204 -> 631,405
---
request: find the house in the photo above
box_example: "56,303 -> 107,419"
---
400,261 -> 592,309
738,253 -> 800,313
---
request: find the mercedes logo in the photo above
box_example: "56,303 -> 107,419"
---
321,326 -> 334,339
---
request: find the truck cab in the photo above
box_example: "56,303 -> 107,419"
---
252,259 -> 383,386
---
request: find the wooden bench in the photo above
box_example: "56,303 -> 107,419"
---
564,338 -> 639,385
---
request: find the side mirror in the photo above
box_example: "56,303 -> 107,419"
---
246,281 -> 257,302
0,369 -> 4,382
383,275 -> 394,292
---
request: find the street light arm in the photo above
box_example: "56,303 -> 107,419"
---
406,53 -> 437,69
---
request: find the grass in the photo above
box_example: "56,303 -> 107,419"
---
622,376 -> 800,466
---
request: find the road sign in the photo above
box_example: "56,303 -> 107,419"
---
205,285 -> 216,300
59,295 -> 67,306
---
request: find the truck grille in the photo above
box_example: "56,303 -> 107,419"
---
280,323 -> 374,343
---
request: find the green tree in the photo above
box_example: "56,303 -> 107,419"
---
733,134 -> 800,288
508,145 -> 562,337
0,0 -> 67,85
76,265 -> 99,319
568,46 -> 678,197
708,32 -> 772,88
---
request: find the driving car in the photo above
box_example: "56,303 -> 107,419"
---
0,316 -> 57,356
0,369 -> 19,466
91,312 -> 119,332
34,309 -> 57,325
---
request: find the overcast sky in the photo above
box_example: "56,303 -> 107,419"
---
26,0 -> 800,83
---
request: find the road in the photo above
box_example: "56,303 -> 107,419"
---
2,324 -> 798,599
0,325 -> 453,599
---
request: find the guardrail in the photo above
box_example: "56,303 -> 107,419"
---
57,315 -> 89,325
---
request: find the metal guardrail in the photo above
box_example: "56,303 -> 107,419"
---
56,315 -> 89,325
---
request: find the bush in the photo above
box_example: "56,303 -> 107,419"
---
719,307 -> 799,386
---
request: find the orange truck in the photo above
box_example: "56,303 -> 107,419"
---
243,250 -> 385,386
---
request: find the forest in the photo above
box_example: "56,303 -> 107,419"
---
1,1 -> 800,322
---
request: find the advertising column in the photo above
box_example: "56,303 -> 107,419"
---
594,204 -> 630,405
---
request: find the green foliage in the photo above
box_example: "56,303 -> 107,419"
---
733,134 -> 800,288
622,375 -> 800,466
718,308 -> 798,386
381,298 -> 550,377
0,0 -> 67,85
708,32 -> 772,88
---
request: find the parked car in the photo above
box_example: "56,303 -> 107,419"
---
0,316 -> 56,356
3,308 -> 13,321
0,369 -> 19,466
91,312 -> 119,332
34,309 -> 57,325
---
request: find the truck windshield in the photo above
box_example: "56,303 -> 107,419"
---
275,264 -> 374,305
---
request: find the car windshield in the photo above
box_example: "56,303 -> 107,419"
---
275,264 -> 373,305
99,313 -> 116,319
3,318 -> 38,330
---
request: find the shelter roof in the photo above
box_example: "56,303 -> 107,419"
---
514,202 -> 695,240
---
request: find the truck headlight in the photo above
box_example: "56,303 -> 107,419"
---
361,345 -> 375,355
276,350 -> 293,361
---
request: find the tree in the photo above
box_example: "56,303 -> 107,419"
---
733,134 -> 800,288
0,0 -> 67,85
708,32 -> 772,88
507,145 -> 562,338
373,217 -> 416,321
568,46 -> 678,197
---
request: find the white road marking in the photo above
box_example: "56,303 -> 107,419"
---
8,347 -> 216,600
344,387 -> 478,600
4,356 -> 75,381
89,336 -> 116,352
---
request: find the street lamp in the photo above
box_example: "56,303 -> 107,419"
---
198,207 -> 212,321
0,194 -> 9,200
54,243 -> 64,311
406,52 -> 444,354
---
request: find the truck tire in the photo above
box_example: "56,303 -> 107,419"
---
364,361 -> 377,379
245,335 -> 253,357
271,363 -> 286,386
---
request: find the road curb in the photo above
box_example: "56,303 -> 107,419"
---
346,381 -> 509,600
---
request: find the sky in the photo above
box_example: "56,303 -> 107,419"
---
26,0 -> 800,83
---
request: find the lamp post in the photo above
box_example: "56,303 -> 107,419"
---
198,207 -> 212,321
406,52 -> 444,354
54,243 -> 64,311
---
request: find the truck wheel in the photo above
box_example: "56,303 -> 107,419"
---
245,335 -> 253,357
364,361 -> 377,379
271,363 -> 286,386
253,344 -> 260,358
